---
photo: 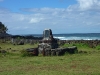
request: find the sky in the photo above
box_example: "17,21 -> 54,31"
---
0,0 -> 100,34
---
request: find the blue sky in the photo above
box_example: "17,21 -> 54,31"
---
0,0 -> 100,34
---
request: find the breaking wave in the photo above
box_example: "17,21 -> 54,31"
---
54,36 -> 100,40
23,33 -> 100,40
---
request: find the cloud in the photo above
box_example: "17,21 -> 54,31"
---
0,8 -> 10,14
20,7 -> 65,14
29,18 -> 45,23
77,0 -> 100,11
0,0 -> 100,34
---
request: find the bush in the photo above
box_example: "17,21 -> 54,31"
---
73,43 -> 89,48
96,45 -> 100,50
20,49 -> 31,57
60,43 -> 73,48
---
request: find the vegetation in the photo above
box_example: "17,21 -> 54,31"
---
0,42 -> 100,75
0,53 -> 100,75
96,45 -> 100,50
0,22 -> 8,33
60,43 -> 98,51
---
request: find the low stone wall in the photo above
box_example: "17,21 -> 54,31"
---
10,38 -> 100,48
11,38 -> 40,45
58,40 -> 100,48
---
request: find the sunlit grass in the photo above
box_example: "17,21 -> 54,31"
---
0,42 -> 100,75
0,53 -> 100,75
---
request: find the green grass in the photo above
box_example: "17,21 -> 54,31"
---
0,42 -> 38,50
0,42 -> 100,75
60,43 -> 100,51
96,45 -> 100,50
0,53 -> 100,75
60,43 -> 89,48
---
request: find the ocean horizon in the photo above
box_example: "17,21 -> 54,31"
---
19,33 -> 100,40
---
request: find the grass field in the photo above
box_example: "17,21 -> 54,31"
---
0,42 -> 100,75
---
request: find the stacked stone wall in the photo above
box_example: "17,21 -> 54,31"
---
58,40 -> 100,48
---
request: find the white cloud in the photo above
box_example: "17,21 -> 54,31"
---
77,0 -> 94,10
21,7 -> 65,14
0,0 -> 100,34
77,0 -> 100,11
29,18 -> 44,23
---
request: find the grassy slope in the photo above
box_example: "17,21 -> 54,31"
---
0,42 -> 100,75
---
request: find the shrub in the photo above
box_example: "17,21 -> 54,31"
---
73,43 -> 89,48
20,49 -> 31,57
60,43 -> 73,48
96,45 -> 100,50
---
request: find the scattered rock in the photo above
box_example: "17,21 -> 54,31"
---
0,50 -> 7,53
7,48 -> 11,50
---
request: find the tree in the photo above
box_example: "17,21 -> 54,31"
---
0,22 -> 8,33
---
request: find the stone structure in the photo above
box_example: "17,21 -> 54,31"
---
38,29 -> 77,56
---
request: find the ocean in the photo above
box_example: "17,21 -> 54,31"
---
53,33 -> 100,40
27,33 -> 100,40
